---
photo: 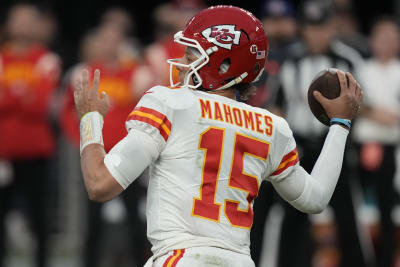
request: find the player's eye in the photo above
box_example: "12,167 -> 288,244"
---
187,56 -> 195,63
185,48 -> 198,63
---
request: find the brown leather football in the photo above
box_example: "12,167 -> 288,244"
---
307,68 -> 342,126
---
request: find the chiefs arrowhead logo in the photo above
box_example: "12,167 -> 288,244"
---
202,25 -> 241,50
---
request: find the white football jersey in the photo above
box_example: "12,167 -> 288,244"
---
112,85 -> 299,258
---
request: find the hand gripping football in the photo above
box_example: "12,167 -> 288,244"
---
307,68 -> 342,126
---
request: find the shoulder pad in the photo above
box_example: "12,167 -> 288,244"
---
142,86 -> 196,110
273,115 -> 293,138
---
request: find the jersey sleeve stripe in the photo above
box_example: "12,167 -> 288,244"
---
162,251 -> 175,267
170,249 -> 185,267
271,148 -> 299,176
128,114 -> 170,141
136,106 -> 172,129
280,147 -> 298,163
126,107 -> 172,141
162,249 -> 185,267
130,110 -> 171,135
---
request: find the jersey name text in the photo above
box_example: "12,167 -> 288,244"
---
199,98 -> 273,136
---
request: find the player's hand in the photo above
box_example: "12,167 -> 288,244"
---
313,71 -> 363,120
74,69 -> 109,119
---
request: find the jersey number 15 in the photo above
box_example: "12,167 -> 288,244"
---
192,127 -> 270,229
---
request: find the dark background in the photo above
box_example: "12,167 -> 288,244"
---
0,0 -> 395,54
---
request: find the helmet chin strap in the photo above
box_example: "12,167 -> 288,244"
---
175,42 -> 248,92
192,75 -> 200,86
212,72 -> 248,91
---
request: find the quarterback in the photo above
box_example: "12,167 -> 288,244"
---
74,6 -> 362,267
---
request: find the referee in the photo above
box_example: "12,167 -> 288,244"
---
274,1 -> 372,267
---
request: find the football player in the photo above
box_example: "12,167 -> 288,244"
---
73,5 -> 362,267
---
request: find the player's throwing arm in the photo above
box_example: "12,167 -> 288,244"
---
272,70 -> 363,213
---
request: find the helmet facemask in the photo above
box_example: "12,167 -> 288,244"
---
167,31 -> 250,91
167,31 -> 216,89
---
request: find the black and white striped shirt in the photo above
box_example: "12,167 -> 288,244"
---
278,40 -> 364,137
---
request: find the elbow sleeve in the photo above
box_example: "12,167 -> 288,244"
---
273,125 -> 349,213
289,167 -> 326,213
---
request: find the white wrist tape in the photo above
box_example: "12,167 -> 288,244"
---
80,111 -> 104,154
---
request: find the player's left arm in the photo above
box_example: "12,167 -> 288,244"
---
79,126 -> 158,202
73,69 -> 122,202
80,143 -> 123,202
75,69 -> 166,202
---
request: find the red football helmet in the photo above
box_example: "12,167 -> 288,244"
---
167,5 -> 268,90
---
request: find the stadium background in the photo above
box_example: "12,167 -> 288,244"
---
0,0 -> 396,69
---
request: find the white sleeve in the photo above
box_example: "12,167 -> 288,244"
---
271,125 -> 349,213
104,129 -> 159,189
125,86 -> 173,153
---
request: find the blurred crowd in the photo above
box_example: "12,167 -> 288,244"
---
0,0 -> 400,267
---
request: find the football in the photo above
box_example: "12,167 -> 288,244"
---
307,68 -> 342,126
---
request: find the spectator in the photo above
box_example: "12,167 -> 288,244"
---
250,0 -> 299,264
100,7 -> 141,64
332,5 -> 369,57
249,0 -> 298,113
353,16 -> 400,267
35,4 -> 74,72
100,7 -> 134,35
35,6 -> 58,46
274,1 -> 371,267
144,1 -> 203,86
0,4 -> 61,267
60,22 -> 153,267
